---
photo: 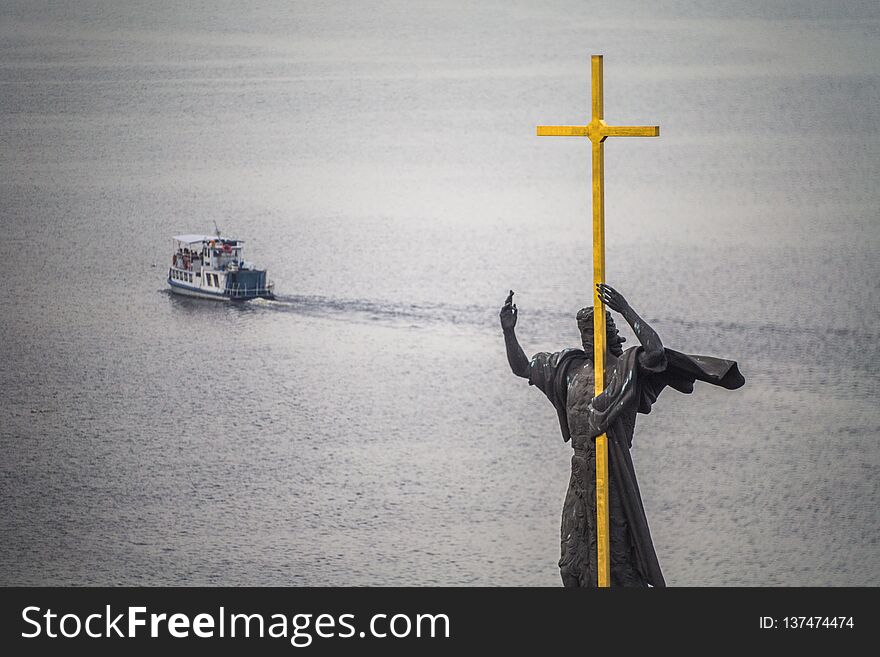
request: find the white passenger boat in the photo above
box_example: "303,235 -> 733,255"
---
167,233 -> 275,301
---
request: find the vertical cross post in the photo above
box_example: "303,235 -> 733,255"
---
537,55 -> 659,587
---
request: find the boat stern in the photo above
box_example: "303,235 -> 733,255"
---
226,269 -> 274,300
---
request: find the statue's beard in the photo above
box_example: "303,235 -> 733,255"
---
581,332 -> 625,358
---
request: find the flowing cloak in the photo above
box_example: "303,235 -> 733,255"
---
528,346 -> 744,587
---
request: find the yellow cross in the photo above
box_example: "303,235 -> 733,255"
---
537,55 -> 659,587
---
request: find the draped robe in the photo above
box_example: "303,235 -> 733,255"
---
528,346 -> 744,587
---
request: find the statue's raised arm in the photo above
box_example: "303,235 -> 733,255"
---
500,290 -> 529,378
597,283 -> 666,371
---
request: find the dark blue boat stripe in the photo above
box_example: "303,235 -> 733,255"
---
167,278 -> 270,300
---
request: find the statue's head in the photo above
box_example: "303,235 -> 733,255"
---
576,307 -> 625,357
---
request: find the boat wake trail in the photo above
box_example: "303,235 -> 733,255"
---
257,293 -> 500,329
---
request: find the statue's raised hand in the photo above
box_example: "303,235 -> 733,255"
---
596,283 -> 631,315
500,290 -> 517,330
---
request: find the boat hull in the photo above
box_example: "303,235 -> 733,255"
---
168,278 -> 273,301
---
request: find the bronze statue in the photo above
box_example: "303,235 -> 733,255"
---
501,284 -> 744,586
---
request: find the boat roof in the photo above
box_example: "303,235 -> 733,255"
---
172,234 -> 242,245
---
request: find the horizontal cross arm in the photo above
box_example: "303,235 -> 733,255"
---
536,125 -> 589,137
602,125 -> 659,137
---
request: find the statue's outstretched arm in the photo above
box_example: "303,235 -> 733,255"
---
597,283 -> 666,370
500,290 -> 529,378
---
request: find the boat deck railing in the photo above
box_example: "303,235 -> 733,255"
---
226,282 -> 275,298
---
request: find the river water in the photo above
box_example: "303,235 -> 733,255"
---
1,1 -> 878,585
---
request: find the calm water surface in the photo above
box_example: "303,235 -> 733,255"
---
1,1 -> 878,585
